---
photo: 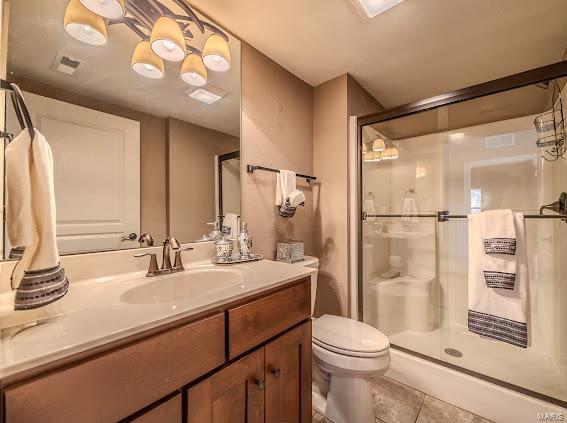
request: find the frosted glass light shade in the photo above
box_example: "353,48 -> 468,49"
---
202,34 -> 231,72
371,138 -> 386,151
181,54 -> 207,86
364,151 -> 382,162
150,17 -> 186,62
382,147 -> 399,160
132,41 -> 165,79
64,0 -> 107,46
80,0 -> 125,19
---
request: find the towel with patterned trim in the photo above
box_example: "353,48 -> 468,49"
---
480,209 -> 518,289
5,129 -> 69,310
468,211 -> 529,348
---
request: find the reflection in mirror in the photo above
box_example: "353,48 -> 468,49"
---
1,0 -> 241,258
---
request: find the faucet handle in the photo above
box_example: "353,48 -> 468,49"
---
134,252 -> 159,276
173,247 -> 194,269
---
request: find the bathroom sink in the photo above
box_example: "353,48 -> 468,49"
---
120,265 -> 252,304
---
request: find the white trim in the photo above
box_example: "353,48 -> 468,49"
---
386,349 -> 567,423
348,116 -> 359,319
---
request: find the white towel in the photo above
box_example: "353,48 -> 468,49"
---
365,199 -> 376,222
223,213 -> 239,239
401,196 -> 418,225
480,209 -> 518,289
467,211 -> 529,348
275,170 -> 296,206
6,129 -> 68,309
288,190 -> 305,208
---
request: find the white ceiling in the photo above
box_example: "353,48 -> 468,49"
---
7,0 -> 241,136
188,0 -> 567,109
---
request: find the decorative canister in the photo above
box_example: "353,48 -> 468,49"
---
215,238 -> 233,261
237,222 -> 253,257
276,239 -> 304,263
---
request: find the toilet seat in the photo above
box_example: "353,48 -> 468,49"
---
313,314 -> 389,358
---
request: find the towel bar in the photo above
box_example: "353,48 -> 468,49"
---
364,211 -> 567,223
246,164 -> 316,182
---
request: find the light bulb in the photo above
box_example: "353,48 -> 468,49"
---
162,40 -> 176,52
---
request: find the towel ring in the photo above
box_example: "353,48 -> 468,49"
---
9,83 -> 35,143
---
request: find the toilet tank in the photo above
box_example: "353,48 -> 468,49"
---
298,256 -> 319,314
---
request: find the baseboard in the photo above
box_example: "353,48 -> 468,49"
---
386,349 -> 567,423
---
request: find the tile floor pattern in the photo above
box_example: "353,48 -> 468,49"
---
312,376 -> 493,423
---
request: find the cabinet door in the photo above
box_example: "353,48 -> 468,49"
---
187,348 -> 264,423
265,322 -> 312,423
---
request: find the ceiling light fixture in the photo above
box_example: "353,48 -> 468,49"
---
371,138 -> 385,152
150,16 -> 186,62
202,34 -> 231,72
79,0 -> 125,19
350,0 -> 407,18
62,0 -> 232,91
132,40 -> 165,79
364,151 -> 382,162
181,54 -> 207,86
64,0 -> 108,46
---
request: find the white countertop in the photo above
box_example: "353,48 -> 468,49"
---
0,259 -> 314,379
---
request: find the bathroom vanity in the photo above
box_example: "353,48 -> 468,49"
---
0,258 -> 314,423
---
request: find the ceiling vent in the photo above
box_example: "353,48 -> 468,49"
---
51,52 -> 85,77
485,133 -> 515,149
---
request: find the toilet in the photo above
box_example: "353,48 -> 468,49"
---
297,256 -> 391,423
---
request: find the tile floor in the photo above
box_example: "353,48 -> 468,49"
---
312,376 -> 492,423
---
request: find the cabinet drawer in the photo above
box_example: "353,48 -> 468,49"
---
129,393 -> 182,423
4,313 -> 225,423
227,279 -> 310,359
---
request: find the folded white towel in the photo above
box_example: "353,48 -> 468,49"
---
481,209 -> 517,255
275,170 -> 296,206
468,211 -> 529,348
223,213 -> 239,239
288,190 -> 305,208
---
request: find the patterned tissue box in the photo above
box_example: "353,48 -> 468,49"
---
276,240 -> 304,263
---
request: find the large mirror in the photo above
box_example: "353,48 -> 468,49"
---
0,0 -> 241,258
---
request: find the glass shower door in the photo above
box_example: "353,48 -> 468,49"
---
360,75 -> 567,404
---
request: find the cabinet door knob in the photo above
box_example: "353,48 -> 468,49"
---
254,378 -> 265,391
270,368 -> 281,379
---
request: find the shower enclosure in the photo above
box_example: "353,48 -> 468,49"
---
357,61 -> 567,406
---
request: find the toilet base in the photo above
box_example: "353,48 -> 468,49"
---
312,375 -> 375,423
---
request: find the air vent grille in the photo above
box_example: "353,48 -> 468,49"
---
51,52 -> 85,77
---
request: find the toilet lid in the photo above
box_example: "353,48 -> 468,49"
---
313,315 -> 389,356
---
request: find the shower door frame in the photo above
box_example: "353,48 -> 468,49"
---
355,60 -> 567,407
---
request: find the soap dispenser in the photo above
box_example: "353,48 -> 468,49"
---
206,218 -> 224,241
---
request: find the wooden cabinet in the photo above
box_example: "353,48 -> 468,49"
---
187,322 -> 312,423
4,313 -> 225,423
265,322 -> 312,423
128,393 -> 182,423
187,348 -> 265,423
1,278 -> 311,423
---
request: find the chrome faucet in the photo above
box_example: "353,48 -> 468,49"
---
134,236 -> 194,277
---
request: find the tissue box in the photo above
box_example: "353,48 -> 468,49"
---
276,240 -> 304,263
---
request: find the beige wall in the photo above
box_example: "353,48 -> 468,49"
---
10,76 -> 168,242
313,74 -> 382,317
241,42 -> 314,259
168,118 -> 239,242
